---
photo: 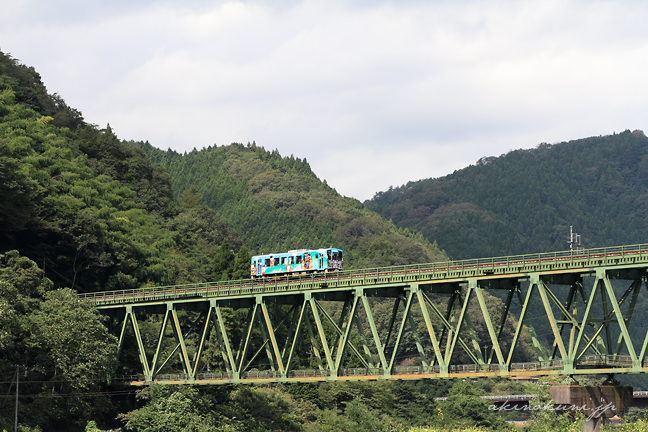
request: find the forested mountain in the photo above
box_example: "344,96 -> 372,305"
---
0,51 -> 246,293
130,141 -> 447,269
366,130 -> 648,260
0,51 -> 251,430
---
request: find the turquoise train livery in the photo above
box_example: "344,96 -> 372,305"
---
251,248 -> 343,278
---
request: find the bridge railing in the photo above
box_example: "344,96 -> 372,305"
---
79,243 -> 648,305
112,355 -> 648,384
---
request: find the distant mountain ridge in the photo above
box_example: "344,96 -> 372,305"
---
366,130 -> 648,260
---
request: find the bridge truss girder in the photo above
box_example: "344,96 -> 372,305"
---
104,266 -> 648,385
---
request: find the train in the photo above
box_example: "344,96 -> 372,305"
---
251,247 -> 343,278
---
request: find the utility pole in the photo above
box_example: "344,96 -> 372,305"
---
14,365 -> 18,432
14,365 -> 25,432
482,345 -> 489,364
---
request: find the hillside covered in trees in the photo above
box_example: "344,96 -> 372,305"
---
0,51 -> 253,430
0,50 -> 250,293
129,141 -> 447,269
366,130 -> 648,260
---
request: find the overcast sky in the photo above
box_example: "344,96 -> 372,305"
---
2,0 -> 647,201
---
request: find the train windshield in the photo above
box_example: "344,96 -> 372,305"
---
329,250 -> 342,261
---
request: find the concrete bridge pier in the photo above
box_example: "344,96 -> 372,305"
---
550,383 -> 633,432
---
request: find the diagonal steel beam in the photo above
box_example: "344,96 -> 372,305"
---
331,296 -> 353,357
280,304 -> 300,364
191,310 -> 211,377
614,280 -> 641,356
126,307 -> 151,379
456,289 -> 483,365
255,310 -> 276,371
170,309 -> 193,377
423,291 -> 479,365
150,310 -> 172,377
535,277 -> 568,364
214,305 -> 236,374
548,284 -> 577,360
445,286 -> 474,366
382,297 -> 401,360
472,280 -> 505,367
308,296 -> 334,372
599,277 -> 613,354
116,310 -> 130,360
415,288 -> 445,369
303,307 -> 325,371
284,301 -> 307,374
361,295 -> 388,370
237,304 -> 259,373
389,290 -> 415,372
506,286 -> 535,365
314,298 -> 368,368
488,288 -> 514,364
601,272 -> 638,364
334,295 -> 360,370
441,292 -> 458,362
353,306 -> 375,368
407,302 -> 429,368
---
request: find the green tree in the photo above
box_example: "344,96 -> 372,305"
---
525,385 -> 583,432
118,385 -> 215,432
231,245 -> 251,279
0,251 -> 119,431
180,185 -> 202,208
440,380 -> 508,430
212,240 -> 235,281
226,386 -> 303,432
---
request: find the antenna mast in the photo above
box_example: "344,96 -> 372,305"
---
568,225 -> 583,252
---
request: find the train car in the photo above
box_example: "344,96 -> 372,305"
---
251,247 -> 343,278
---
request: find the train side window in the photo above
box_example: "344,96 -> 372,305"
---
296,256 -> 302,264
265,258 -> 270,266
281,257 -> 286,264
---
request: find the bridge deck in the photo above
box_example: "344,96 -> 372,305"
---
80,244 -> 648,385
80,244 -> 648,307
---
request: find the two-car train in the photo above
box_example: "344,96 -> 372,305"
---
251,247 -> 343,278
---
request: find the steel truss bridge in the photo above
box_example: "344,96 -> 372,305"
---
80,244 -> 648,386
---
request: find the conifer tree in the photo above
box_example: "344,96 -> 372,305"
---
231,246 -> 251,280
212,240 -> 234,281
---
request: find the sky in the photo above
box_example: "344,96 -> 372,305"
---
2,0 -> 648,201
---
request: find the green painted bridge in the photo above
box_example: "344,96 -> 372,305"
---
81,244 -> 648,385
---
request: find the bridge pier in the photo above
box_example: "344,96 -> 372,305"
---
550,383 -> 633,432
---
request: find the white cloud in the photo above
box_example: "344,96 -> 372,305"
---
2,0 -> 648,200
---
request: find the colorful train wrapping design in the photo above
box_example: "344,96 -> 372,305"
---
251,248 -> 343,278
